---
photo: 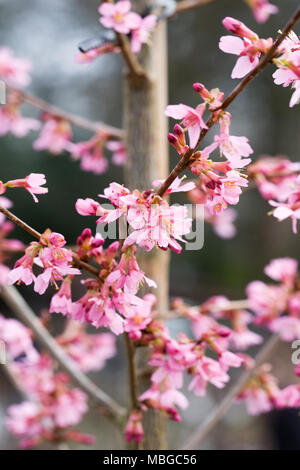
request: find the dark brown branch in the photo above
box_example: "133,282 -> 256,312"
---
157,5 -> 300,197
8,86 -> 124,139
182,334 -> 280,449
0,204 -> 99,277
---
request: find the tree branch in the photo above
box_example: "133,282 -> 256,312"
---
115,33 -> 147,83
0,204 -> 100,277
8,86 -> 124,139
182,334 -> 281,449
157,5 -> 300,197
1,284 -> 126,422
124,334 -> 140,411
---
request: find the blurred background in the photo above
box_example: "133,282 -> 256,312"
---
0,0 -> 300,450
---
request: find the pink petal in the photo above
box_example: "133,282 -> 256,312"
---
219,36 -> 244,55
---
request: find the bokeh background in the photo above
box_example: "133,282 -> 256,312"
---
0,0 -> 300,450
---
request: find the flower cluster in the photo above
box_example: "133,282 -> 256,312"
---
0,46 -> 126,175
247,257 -> 300,341
0,90 -> 40,138
49,228 -> 156,336
219,17 -> 274,79
55,320 -> 116,372
220,16 -> 300,109
1,314 -> 95,449
7,228 -> 80,294
67,132 -> 126,175
237,363 -> 300,415
76,179 -> 193,254
0,47 -> 32,88
98,1 -> 157,54
248,155 -> 300,232
138,305 -> 243,422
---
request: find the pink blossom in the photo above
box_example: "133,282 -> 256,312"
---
165,103 -> 207,148
264,257 -> 298,285
0,315 -> 36,360
207,208 -> 237,239
246,0 -> 278,24
246,280 -> 288,323
276,385 -> 300,408
131,15 -> 157,53
52,389 -> 88,428
125,410 -> 144,443
269,191 -> 300,233
0,47 -> 32,87
57,322 -> 116,372
193,83 -> 224,110
33,118 -> 72,154
220,18 -> 273,79
0,92 -> 40,137
49,277 -> 73,316
75,197 -> 101,216
269,317 -> 300,341
6,173 -> 48,203
68,133 -> 109,174
189,356 -> 230,396
99,1 -> 141,34
6,402 -> 43,438
106,140 -> 127,165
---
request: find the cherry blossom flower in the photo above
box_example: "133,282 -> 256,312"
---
246,0 -> 278,24
219,17 -> 273,78
165,103 -> 207,148
106,140 -> 127,165
0,314 -> 37,360
33,116 -> 72,155
125,410 -> 144,443
0,47 -> 32,88
237,364 -> 280,415
7,229 -> 80,294
68,132 -> 109,174
131,15 -> 157,53
5,173 -> 48,203
77,183 -> 192,254
0,91 -> 40,137
99,1 -> 140,35
248,156 -> 300,201
272,32 -> 300,107
57,321 -> 116,372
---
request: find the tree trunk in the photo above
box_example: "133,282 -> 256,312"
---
123,0 -> 169,450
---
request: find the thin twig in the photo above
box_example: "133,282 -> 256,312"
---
157,5 -> 300,197
0,204 -> 99,277
8,86 -> 124,139
1,284 -> 126,422
174,0 -> 219,15
115,33 -> 147,82
182,334 -> 281,449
